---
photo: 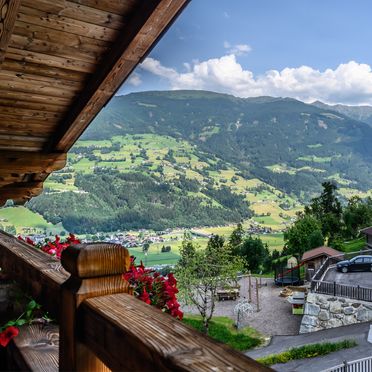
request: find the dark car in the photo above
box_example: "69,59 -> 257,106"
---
336,255 -> 372,273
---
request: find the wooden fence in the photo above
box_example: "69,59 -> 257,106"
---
323,355 -> 372,372
0,230 -> 270,371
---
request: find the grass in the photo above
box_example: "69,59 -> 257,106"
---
258,339 -> 357,366
183,315 -> 262,351
341,237 -> 366,252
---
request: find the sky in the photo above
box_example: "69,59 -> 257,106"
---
118,0 -> 372,106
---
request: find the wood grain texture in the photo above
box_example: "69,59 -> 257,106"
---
59,243 -> 131,371
0,0 -> 190,212
10,323 -> 59,372
48,0 -> 190,152
82,294 -> 272,372
0,0 -> 21,62
0,231 -> 68,320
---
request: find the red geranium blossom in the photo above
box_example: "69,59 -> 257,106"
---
0,326 -> 19,347
123,257 -> 183,320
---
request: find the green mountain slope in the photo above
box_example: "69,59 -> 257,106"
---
27,90 -> 372,233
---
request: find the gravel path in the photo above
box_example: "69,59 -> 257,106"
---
181,276 -> 302,337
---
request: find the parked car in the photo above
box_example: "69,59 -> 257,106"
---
336,255 -> 372,273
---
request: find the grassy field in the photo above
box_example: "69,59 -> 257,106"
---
341,237 -> 366,252
183,315 -> 263,351
0,206 -> 62,234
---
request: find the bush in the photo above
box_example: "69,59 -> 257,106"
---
258,339 -> 357,366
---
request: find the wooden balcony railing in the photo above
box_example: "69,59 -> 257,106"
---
0,231 -> 271,371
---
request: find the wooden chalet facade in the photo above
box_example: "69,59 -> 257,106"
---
0,1 -> 269,370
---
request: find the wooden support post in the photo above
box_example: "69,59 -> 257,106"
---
255,278 -> 260,312
59,243 -> 131,371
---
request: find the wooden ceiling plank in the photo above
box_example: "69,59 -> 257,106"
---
0,125 -> 56,137
0,151 -> 66,173
0,97 -> 65,113
0,89 -> 72,106
0,145 -> 42,152
0,69 -> 84,90
49,0 -> 190,152
0,105 -> 62,119
10,34 -> 104,65
69,0 -> 139,16
0,0 -> 21,62
0,134 -> 47,143
2,59 -> 88,82
14,21 -> 111,49
21,0 -> 126,30
0,182 -> 44,202
17,9 -> 119,41
0,81 -> 79,100
7,47 -> 96,73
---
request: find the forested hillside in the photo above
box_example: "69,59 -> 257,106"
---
27,90 -> 372,233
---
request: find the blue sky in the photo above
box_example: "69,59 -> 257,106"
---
118,1 -> 372,105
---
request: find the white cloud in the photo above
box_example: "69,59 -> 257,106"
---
127,72 -> 142,86
140,55 -> 372,105
223,42 -> 252,56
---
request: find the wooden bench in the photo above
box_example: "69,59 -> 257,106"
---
217,288 -> 240,301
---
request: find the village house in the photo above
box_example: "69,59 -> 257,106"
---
301,246 -> 343,272
361,226 -> 372,249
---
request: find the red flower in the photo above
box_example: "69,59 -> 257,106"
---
0,326 -> 19,347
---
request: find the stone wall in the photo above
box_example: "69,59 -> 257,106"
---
300,292 -> 372,333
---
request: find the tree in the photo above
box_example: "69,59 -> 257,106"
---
343,196 -> 372,239
305,182 -> 342,244
237,235 -> 269,273
284,214 -> 324,257
176,236 -> 243,334
142,242 -> 150,253
229,223 -> 244,254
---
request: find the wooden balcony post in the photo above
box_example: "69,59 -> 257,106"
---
59,243 -> 131,371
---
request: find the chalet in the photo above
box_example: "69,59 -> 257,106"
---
0,0 -> 268,370
361,226 -> 372,249
301,246 -> 343,271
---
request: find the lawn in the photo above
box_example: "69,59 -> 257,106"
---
183,315 -> 263,351
0,207 -> 53,231
342,237 -> 366,252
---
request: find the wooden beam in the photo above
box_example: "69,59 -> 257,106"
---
0,181 -> 43,203
0,151 -> 66,173
46,0 -> 190,152
0,0 -> 21,63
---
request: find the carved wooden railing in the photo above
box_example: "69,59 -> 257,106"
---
0,231 -> 270,371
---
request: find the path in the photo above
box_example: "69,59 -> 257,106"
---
182,277 -> 302,336
246,322 -> 372,371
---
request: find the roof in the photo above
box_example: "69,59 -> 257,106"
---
361,226 -> 372,236
0,0 -> 189,205
301,246 -> 343,262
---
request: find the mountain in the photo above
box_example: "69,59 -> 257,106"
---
27,90 -> 372,233
84,90 -> 372,194
312,100 -> 372,126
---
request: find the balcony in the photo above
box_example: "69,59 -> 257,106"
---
0,231 -> 270,371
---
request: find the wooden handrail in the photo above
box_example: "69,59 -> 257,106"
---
81,293 -> 270,371
0,230 -> 68,321
0,231 -> 271,371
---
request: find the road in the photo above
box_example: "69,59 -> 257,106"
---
246,322 -> 372,371
324,267 -> 372,288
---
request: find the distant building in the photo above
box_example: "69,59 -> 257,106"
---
301,246 -> 342,272
361,226 -> 372,249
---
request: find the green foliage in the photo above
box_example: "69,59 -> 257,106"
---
258,339 -> 357,366
236,236 -> 270,273
305,182 -> 342,244
29,171 -> 251,233
183,315 -> 261,351
284,214 -> 324,257
343,196 -> 372,238
176,235 -> 244,334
